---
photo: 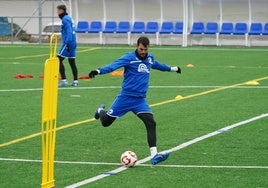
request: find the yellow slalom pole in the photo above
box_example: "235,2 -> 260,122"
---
41,34 -> 59,188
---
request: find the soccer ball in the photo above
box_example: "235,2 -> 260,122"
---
120,151 -> 138,167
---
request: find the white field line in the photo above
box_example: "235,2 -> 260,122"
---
142,164 -> 268,169
65,113 -> 268,188
1,158 -> 268,170
1,85 -> 268,92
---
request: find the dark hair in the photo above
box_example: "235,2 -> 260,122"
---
137,36 -> 150,47
57,5 -> 67,12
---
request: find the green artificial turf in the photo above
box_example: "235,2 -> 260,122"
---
0,44 -> 267,187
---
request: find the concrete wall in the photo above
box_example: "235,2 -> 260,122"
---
0,0 -> 68,34
75,0 -> 183,23
0,0 -> 268,45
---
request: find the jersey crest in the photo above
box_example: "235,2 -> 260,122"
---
138,63 -> 150,73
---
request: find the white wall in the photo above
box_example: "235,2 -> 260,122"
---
0,0 -> 268,45
0,0 -> 68,34
74,0 -> 184,25
191,0 -> 268,24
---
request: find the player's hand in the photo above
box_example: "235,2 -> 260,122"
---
177,66 -> 181,74
89,70 -> 99,78
66,44 -> 70,52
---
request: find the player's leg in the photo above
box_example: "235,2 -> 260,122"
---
68,43 -> 78,87
134,98 -> 169,165
137,113 -> 169,165
68,58 -> 78,86
137,113 -> 156,148
59,56 -> 66,79
100,110 -> 116,127
94,104 -> 116,127
58,56 -> 68,87
94,95 -> 130,127
58,44 -> 69,87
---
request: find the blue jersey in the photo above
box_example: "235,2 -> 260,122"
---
61,15 -> 76,46
58,14 -> 77,58
98,51 -> 171,98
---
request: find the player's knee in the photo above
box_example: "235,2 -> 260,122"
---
100,114 -> 116,127
138,113 -> 156,128
101,120 -> 112,127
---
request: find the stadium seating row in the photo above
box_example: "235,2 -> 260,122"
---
76,21 -> 268,35
76,21 -> 184,34
191,22 -> 268,35
190,22 -> 268,46
76,21 -> 268,45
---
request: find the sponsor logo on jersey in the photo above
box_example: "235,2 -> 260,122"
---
138,63 -> 150,73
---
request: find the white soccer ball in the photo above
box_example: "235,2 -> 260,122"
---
120,151 -> 138,167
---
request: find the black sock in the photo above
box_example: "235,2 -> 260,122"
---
138,113 -> 157,147
58,56 -> 66,80
68,58 -> 78,81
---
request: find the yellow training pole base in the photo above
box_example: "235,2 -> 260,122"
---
41,34 -> 59,188
41,181 -> 55,188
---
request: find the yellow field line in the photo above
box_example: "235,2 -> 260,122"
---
14,54 -> 48,59
151,76 -> 268,107
0,132 -> 42,148
0,118 -> 96,148
57,118 -> 96,131
0,47 -> 99,60
77,47 -> 100,53
0,76 -> 268,148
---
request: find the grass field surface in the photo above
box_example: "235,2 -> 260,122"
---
0,44 -> 268,187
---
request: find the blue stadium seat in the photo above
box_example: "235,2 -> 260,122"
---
0,23 -> 11,36
131,21 -> 145,33
0,17 -> 8,24
220,23 -> 233,34
262,23 -> 268,35
204,22 -> 219,34
159,22 -> 173,34
234,23 -> 248,35
117,21 -> 130,33
248,23 -> 262,35
191,22 -> 204,34
88,21 -> 102,33
103,21 -> 117,33
76,21 -> 89,33
145,22 -> 158,34
173,22 -> 183,34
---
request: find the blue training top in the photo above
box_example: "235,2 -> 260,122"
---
98,51 -> 171,98
61,14 -> 76,46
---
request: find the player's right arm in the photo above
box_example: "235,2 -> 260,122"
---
89,54 -> 130,78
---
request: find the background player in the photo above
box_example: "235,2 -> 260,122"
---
89,36 -> 181,165
57,5 -> 78,87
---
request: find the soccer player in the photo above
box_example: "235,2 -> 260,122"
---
89,36 -> 181,165
57,5 -> 78,87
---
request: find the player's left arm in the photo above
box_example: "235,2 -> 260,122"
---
152,60 -> 181,74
